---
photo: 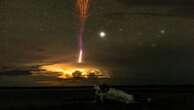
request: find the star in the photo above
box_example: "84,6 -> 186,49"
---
99,31 -> 106,38
160,29 -> 166,35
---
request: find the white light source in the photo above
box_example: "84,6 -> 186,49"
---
99,31 -> 106,38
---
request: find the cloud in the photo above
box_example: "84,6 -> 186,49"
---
0,69 -> 32,76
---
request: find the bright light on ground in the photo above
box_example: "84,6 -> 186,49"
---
35,63 -> 110,79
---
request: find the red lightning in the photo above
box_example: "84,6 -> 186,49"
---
76,0 -> 89,63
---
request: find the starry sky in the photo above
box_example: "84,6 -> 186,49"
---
0,0 -> 194,86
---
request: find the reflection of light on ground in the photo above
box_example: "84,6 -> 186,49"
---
36,63 -> 110,79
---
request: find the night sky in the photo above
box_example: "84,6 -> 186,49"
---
0,0 -> 194,86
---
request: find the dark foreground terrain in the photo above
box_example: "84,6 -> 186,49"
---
0,85 -> 193,110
